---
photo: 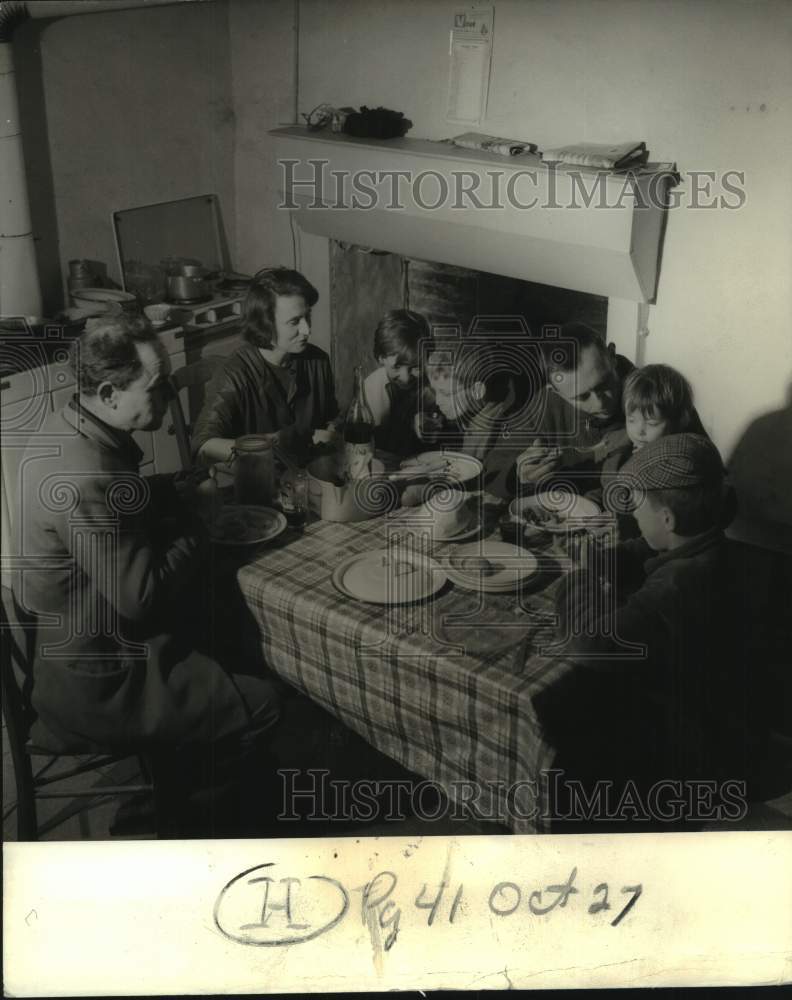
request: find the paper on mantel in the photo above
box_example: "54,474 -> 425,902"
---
451,131 -> 539,156
446,7 -> 494,125
542,141 -> 648,170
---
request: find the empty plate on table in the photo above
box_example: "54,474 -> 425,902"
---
332,548 -> 446,604
398,451 -> 483,486
208,505 -> 286,546
445,541 -> 539,592
509,492 -> 601,534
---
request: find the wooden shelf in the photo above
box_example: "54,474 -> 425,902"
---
270,127 -> 673,304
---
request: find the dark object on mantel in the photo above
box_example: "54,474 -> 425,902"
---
342,106 -> 412,140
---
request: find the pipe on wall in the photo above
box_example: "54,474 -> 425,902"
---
0,0 -> 213,320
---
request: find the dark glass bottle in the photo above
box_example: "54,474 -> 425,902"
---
343,366 -> 375,479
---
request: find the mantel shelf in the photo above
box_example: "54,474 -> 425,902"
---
270,126 -> 673,304
270,126 -> 672,184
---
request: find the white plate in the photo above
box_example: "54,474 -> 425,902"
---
331,548 -> 446,604
399,450 -> 483,485
71,288 -> 137,305
208,505 -> 286,546
509,492 -> 601,534
433,520 -> 482,544
398,507 -> 481,544
445,541 -> 539,592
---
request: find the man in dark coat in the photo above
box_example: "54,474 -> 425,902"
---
13,315 -> 281,837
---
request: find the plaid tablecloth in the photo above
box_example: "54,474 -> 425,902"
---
237,500 -> 578,833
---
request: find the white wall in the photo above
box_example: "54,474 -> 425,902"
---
16,1 -> 235,310
228,0 -> 296,274
293,0 -> 792,484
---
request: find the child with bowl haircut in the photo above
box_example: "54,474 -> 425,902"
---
596,364 -> 700,491
623,363 -> 698,449
362,309 -> 431,456
539,434 -> 752,817
591,364 -> 706,535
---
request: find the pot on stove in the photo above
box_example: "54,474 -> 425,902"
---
166,265 -> 210,303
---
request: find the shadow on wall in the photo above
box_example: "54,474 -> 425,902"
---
728,376 -> 792,547
14,20 -> 62,315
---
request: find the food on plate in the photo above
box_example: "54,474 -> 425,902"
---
401,484 -> 425,507
403,457 -> 451,473
400,456 -> 454,478
384,556 -> 416,577
522,507 -> 566,528
457,556 -> 501,576
212,510 -> 250,541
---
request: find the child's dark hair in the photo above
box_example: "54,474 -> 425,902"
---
373,309 -> 430,365
647,482 -> 725,536
623,364 -> 695,432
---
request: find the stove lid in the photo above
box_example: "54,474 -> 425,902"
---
112,194 -> 231,297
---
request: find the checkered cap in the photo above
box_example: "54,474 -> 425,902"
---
620,433 -> 725,489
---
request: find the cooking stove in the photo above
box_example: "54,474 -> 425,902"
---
168,290 -> 245,331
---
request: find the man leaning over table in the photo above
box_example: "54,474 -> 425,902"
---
509,323 -> 728,528
12,315 -> 281,838
510,322 -> 637,494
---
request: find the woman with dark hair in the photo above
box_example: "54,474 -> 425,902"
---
192,267 -> 338,464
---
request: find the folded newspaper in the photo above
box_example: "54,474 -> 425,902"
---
541,141 -> 648,170
450,132 -> 539,156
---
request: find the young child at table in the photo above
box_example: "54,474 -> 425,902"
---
362,309 -> 431,456
588,363 -> 704,537
593,363 -> 696,495
540,434 -> 752,814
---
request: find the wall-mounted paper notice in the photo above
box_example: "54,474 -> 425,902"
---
446,7 -> 494,125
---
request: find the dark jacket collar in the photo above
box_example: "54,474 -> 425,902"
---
238,341 -> 297,395
644,526 -> 725,575
64,395 -> 144,465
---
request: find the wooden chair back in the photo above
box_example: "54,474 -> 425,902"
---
167,356 -> 223,469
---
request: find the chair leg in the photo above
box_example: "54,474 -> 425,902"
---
138,754 -> 166,839
15,759 -> 39,842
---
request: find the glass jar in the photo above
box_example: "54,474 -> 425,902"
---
279,467 -> 309,529
232,435 -> 276,505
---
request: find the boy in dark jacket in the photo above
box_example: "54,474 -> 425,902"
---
538,434 -> 754,823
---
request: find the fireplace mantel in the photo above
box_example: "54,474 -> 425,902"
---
270,126 -> 673,305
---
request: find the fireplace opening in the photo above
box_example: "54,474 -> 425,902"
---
329,240 -> 608,408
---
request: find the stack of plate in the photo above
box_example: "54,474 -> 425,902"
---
444,541 -> 539,592
71,288 -> 138,311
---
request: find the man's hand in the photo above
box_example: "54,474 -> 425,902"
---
516,438 -> 562,484
175,470 -> 223,525
414,410 -> 444,442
